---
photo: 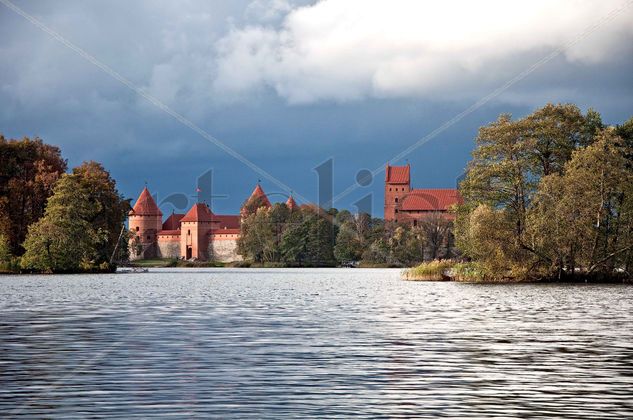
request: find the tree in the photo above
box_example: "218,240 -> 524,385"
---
72,161 -> 130,263
0,135 -> 67,255
524,103 -> 597,176
281,206 -> 336,266
279,209 -> 310,265
457,104 -> 604,277
0,234 -> 10,269
417,213 -> 453,259
237,208 -> 273,263
527,129 -> 633,278
334,223 -> 360,262
20,174 -> 99,272
334,212 -> 373,262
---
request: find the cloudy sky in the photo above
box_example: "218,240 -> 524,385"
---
1,0 -> 632,216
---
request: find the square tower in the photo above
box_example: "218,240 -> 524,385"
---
384,164 -> 411,222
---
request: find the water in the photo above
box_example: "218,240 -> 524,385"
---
0,268 -> 632,418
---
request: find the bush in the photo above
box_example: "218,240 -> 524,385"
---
403,260 -> 454,281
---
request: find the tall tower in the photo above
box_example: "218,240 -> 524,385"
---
180,203 -> 217,260
384,164 -> 411,222
241,183 -> 272,220
129,187 -> 163,259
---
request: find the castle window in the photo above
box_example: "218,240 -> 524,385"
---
413,220 -> 417,227
136,226 -> 139,232
188,230 -> 191,235
395,209 -> 398,213
147,235 -> 150,240
389,187 -> 392,191
395,197 -> 398,203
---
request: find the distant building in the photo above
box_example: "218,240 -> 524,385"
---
128,184 -> 284,262
384,164 -> 462,226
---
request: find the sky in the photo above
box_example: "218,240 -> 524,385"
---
1,0 -> 632,217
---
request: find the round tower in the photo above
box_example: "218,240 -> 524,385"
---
128,187 -> 163,259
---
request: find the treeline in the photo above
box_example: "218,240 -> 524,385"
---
0,135 -> 129,273
237,199 -> 454,267
456,104 -> 633,281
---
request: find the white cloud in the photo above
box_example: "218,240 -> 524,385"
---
245,0 -> 293,22
213,0 -> 633,104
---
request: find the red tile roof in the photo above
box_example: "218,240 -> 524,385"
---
212,214 -> 241,229
157,229 -> 181,236
385,164 -> 410,184
401,189 -> 462,211
130,187 -> 162,216
286,195 -> 297,210
162,213 -> 184,230
180,203 -> 215,222
249,184 -> 271,207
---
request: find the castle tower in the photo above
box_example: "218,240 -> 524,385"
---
180,203 -> 217,260
129,187 -> 163,259
384,164 -> 411,222
286,195 -> 298,211
241,183 -> 272,219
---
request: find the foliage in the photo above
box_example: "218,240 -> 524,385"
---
334,212 -> 374,262
450,262 -> 490,282
237,203 -> 337,266
237,206 -> 278,263
280,205 -> 336,266
0,233 -> 9,261
0,135 -> 67,255
417,213 -> 454,259
72,161 -> 130,263
526,129 -> 633,279
20,174 -> 99,272
456,104 -> 633,281
0,233 -> 12,271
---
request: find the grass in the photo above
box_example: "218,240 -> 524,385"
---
450,262 -> 489,282
129,258 -> 227,268
402,260 -> 496,282
402,260 -> 454,281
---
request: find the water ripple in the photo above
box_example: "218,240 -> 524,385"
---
1,268 -> 632,418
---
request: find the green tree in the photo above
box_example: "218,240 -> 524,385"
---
457,104 -> 603,277
281,206 -> 336,266
20,174 -> 98,272
237,208 -> 273,263
334,223 -> 360,261
334,212 -> 373,262
527,129 -> 633,278
73,161 -> 130,263
0,233 -> 11,270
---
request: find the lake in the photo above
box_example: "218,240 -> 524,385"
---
0,268 -> 632,418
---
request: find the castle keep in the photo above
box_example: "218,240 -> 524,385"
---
384,164 -> 461,225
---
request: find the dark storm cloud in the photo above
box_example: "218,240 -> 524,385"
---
0,0 -> 632,215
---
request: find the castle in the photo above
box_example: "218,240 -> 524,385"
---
384,164 -> 461,225
129,164 -> 459,261
128,184 -> 290,262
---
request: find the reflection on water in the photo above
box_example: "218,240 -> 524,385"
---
0,268 -> 632,418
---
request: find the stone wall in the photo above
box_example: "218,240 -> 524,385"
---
129,240 -> 157,260
209,238 -> 242,262
157,238 -> 180,259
